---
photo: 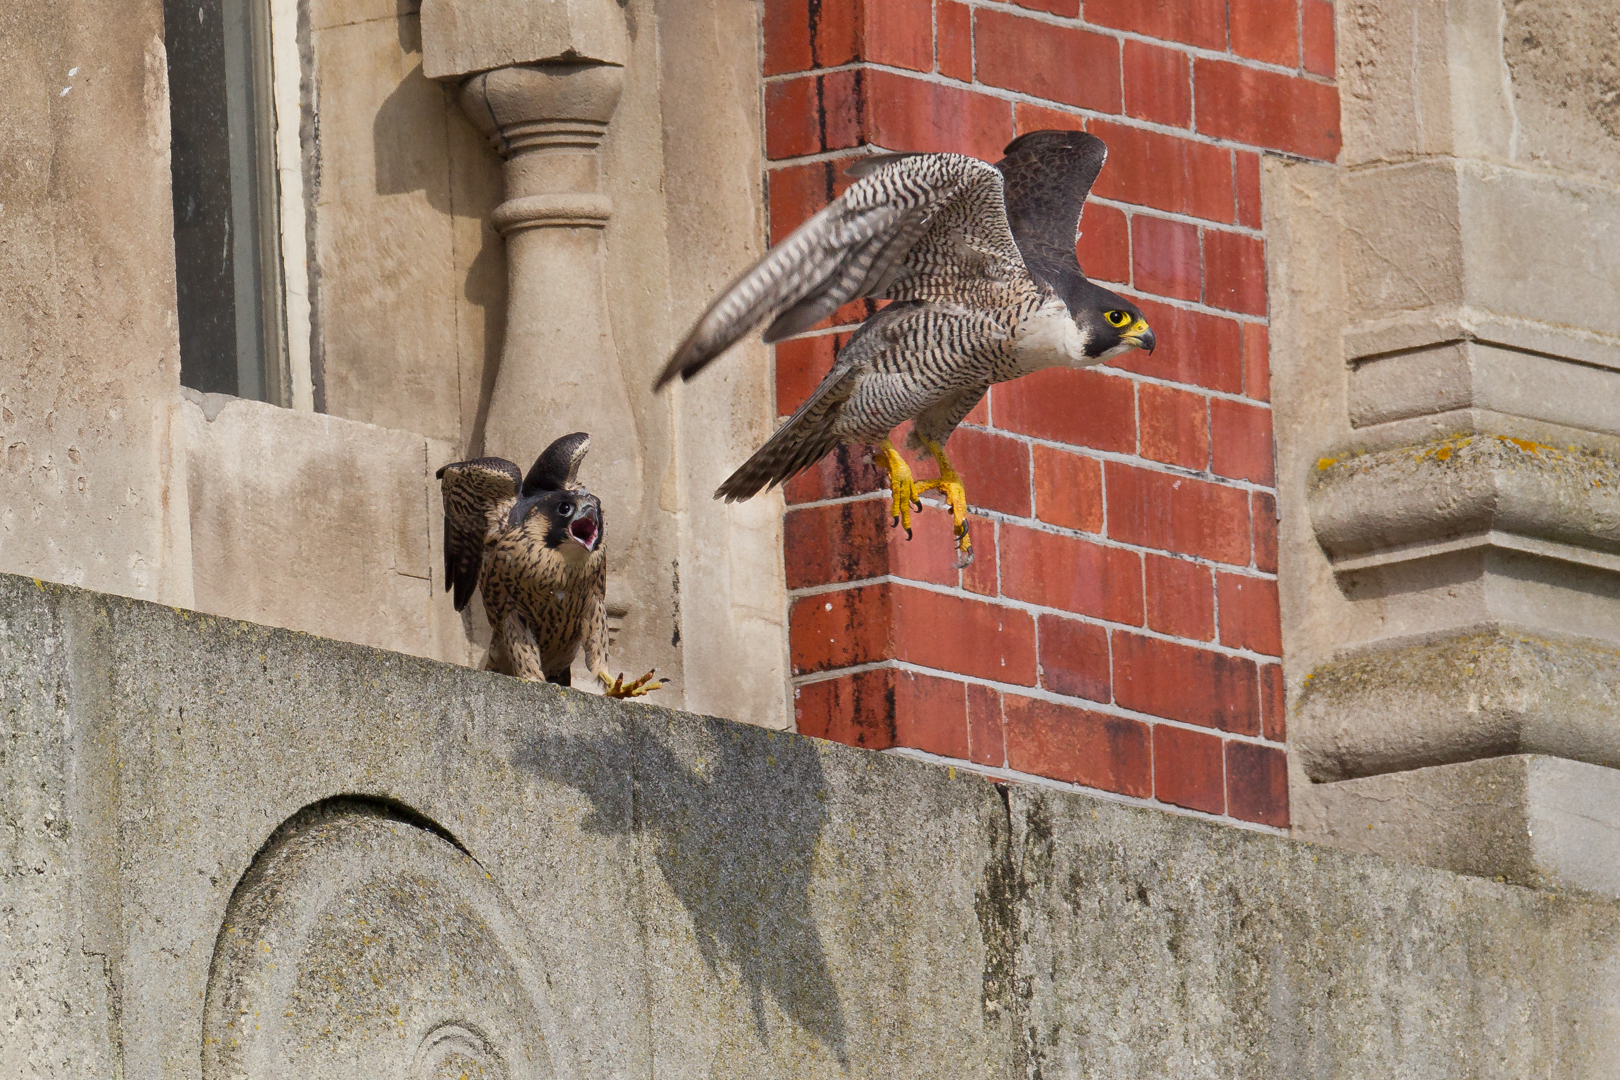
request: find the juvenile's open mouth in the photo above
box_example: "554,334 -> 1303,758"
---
569,517 -> 599,550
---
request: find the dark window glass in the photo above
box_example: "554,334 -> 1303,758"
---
165,0 -> 286,403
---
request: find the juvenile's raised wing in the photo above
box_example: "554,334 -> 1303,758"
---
654,153 -> 1025,389
435,457 -> 522,611
994,130 -> 1108,292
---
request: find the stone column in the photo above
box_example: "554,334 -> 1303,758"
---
420,0 -> 644,570
1274,0 -> 1620,894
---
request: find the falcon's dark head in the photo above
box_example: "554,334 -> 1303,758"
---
1065,277 -> 1155,360
507,432 -> 604,554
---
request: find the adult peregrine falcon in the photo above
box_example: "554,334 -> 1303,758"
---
436,432 -> 660,698
654,130 -> 1154,565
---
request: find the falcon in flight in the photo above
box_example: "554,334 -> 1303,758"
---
436,432 -> 660,698
655,129 -> 1154,565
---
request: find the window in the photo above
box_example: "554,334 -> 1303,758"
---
165,0 -> 306,406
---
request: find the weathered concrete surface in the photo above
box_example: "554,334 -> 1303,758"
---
7,574 -> 1620,1077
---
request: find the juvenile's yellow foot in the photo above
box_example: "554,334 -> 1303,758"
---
600,669 -> 663,699
915,437 -> 974,568
876,439 -> 923,539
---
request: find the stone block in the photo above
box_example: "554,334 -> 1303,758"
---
1294,755 -> 1620,898
420,0 -> 626,79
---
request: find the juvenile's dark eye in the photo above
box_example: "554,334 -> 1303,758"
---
1105,310 -> 1132,328
557,501 -> 573,516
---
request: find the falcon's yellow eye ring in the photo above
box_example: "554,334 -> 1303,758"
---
1105,310 -> 1132,328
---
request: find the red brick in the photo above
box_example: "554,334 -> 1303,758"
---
964,395 -> 990,427
784,498 -> 960,590
783,444 -> 883,504
1235,150 -> 1262,229
1038,614 -> 1111,702
1242,322 -> 1270,401
937,0 -> 974,81
1004,694 -> 1152,796
1144,553 -> 1214,641
1252,491 -> 1278,573
775,332 -> 846,415
1123,39 -> 1192,128
1014,102 -> 1085,136
1113,632 -> 1260,734
768,157 -> 859,243
1259,662 -> 1286,741
1204,230 -> 1267,315
865,0 -> 935,72
763,0 -> 860,75
765,72 -> 862,159
1083,0 -> 1227,51
1226,741 -> 1289,826
1075,203 -> 1131,286
1138,382 -> 1209,470
1032,445 -> 1104,534
1217,572 -> 1281,656
894,585 -> 1038,684
1302,0 -> 1336,78
1112,296 -> 1244,395
949,427 -> 1032,519
790,584 -> 894,673
1210,397 -> 1275,484
866,70 -> 1015,161
1230,0 -> 1299,67
975,9 -> 1122,113
794,668 -> 970,757
1153,725 -> 1225,814
1195,58 -> 1341,161
992,367 -> 1135,453
1106,462 -> 1252,565
961,514 -> 1000,596
967,682 -> 1006,766
1132,216 -> 1201,301
1001,525 -> 1144,625
1090,120 -> 1235,224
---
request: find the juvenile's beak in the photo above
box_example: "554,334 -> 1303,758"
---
1124,319 -> 1155,354
567,504 -> 601,551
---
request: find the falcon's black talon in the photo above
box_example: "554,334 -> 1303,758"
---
905,527 -> 914,540
892,515 -> 900,528
912,499 -> 923,512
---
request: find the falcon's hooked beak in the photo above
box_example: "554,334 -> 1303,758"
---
567,504 -> 601,552
1122,318 -> 1156,354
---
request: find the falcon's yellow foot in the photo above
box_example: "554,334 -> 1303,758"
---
876,439 -> 924,539
600,669 -> 664,699
916,437 -> 974,569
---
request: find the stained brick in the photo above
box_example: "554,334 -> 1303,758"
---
1106,462 -> 1251,565
1302,0 -> 1336,78
1210,397 -> 1275,484
1076,202 -> 1131,285
1252,491 -> 1278,573
784,497 -> 960,590
1132,215 -> 1201,301
937,0 -> 974,81
1217,572 -> 1281,656
1242,322 -> 1270,401
949,427 -> 1032,518
1123,39 -> 1192,128
1153,725 -> 1225,814
1144,553 -> 1214,641
775,332 -> 845,416
1032,445 -> 1104,534
768,157 -> 858,243
765,72 -> 862,159
794,667 -> 970,756
1083,0 -> 1227,51
967,682 -> 1006,766
1259,662 -> 1286,741
1090,120 -> 1235,224
1113,632 -> 1260,734
1195,58 -> 1341,161
1230,0 -> 1299,67
1204,229 -> 1267,315
1004,694 -> 1152,796
1001,525 -> 1144,625
866,70 -> 1015,161
790,584 -> 894,673
763,0 -> 860,76
897,585 -> 1038,683
1235,151 -> 1262,229
865,0 -> 935,72
1227,741 -> 1289,826
975,9 -> 1122,113
1138,382 -> 1209,470
1112,296 -> 1244,395
1038,614 -> 1111,702
992,367 -> 1135,453
783,443 -> 882,504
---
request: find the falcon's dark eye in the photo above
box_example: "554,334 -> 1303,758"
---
557,501 -> 573,516
1105,310 -> 1132,328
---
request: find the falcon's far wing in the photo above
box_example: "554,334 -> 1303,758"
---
655,153 -> 1024,389
994,130 -> 1108,292
435,457 -> 522,611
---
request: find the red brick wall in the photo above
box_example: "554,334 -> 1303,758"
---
766,0 -> 1339,829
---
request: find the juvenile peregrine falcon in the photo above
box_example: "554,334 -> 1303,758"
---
654,130 -> 1154,565
436,432 -> 660,698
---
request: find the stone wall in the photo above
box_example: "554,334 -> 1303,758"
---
7,573 -> 1620,1078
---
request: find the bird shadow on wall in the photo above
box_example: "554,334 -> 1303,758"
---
512,718 -> 851,1067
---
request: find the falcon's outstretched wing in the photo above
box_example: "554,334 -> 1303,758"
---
522,432 -> 591,494
994,130 -> 1108,293
435,457 -> 522,611
654,153 -> 1025,389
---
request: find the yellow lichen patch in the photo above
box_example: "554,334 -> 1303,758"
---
1317,457 -> 1338,471
1502,436 -> 1550,455
1435,446 -> 1453,462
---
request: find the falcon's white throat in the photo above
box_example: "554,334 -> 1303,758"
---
1011,295 -> 1100,373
